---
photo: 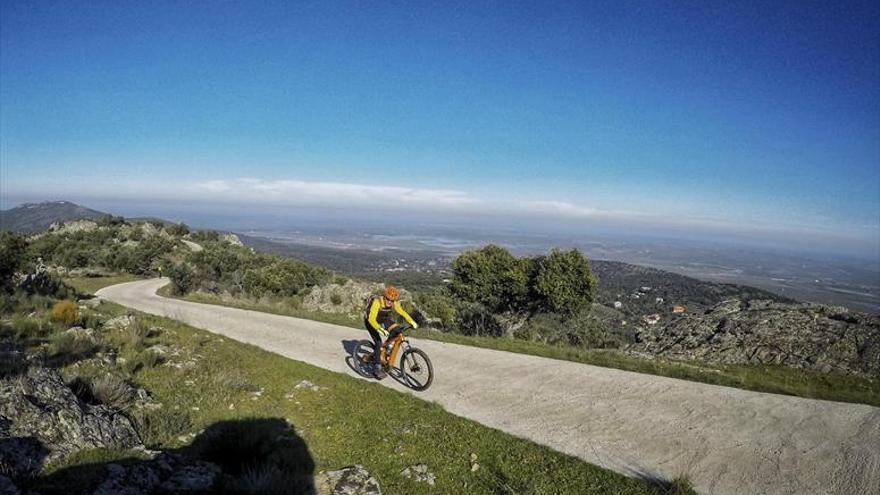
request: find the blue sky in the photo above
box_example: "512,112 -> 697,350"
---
1,1 -> 878,256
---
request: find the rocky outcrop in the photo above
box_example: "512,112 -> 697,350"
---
91,454 -> 221,495
315,465 -> 381,495
302,281 -> 410,315
632,299 -> 880,377
0,367 -> 141,474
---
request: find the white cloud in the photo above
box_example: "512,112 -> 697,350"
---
191,178 -> 479,210
521,200 -> 597,218
195,180 -> 232,193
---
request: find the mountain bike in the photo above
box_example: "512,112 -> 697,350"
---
352,324 -> 434,391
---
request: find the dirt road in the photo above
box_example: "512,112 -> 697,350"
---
97,278 -> 880,494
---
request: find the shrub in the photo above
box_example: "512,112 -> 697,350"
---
51,300 -> 80,327
90,374 -> 135,411
126,318 -> 149,350
533,248 -> 597,315
136,409 -> 193,447
449,245 -> 530,313
49,331 -> 96,359
329,291 -> 343,305
123,349 -> 163,374
166,223 -> 190,237
0,231 -> 27,291
169,263 -> 194,295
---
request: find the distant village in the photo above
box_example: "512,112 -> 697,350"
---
612,286 -> 687,327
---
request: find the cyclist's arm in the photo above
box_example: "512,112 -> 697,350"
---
367,298 -> 388,336
393,301 -> 418,328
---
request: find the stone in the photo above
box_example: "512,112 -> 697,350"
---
0,367 -> 141,467
315,465 -> 382,495
104,315 -> 135,330
400,464 -> 436,486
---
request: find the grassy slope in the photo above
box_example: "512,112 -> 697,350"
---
38,281 -> 694,494
65,274 -> 142,295
175,289 -> 879,407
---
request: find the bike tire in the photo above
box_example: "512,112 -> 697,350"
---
400,348 -> 433,391
352,340 -> 377,377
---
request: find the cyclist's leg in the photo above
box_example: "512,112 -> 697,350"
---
365,325 -> 383,364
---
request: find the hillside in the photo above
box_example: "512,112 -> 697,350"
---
0,201 -> 107,232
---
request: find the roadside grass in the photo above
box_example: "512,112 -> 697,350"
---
173,288 -> 879,407
64,274 -> 142,295
35,300 -> 691,495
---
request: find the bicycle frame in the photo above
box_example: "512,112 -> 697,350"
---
379,326 -> 410,368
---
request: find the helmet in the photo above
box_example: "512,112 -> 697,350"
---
383,286 -> 400,301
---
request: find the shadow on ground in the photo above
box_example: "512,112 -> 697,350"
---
16,417 -> 316,495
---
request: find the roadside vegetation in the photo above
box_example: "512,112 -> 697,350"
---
7,223 -> 878,407
0,242 -> 695,494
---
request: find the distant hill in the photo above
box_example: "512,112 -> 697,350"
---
0,201 -> 108,233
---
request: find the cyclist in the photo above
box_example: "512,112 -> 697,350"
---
363,285 -> 418,379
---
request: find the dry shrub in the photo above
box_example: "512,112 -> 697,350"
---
51,300 -> 79,327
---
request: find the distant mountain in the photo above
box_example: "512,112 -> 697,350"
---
0,201 -> 108,233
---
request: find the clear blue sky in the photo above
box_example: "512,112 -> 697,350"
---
1,1 -> 878,256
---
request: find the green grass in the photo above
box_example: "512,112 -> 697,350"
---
64,274 -> 142,295
33,301 -> 691,494
173,290 -> 879,407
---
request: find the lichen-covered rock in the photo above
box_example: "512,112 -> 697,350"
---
302,281 -> 410,316
315,465 -> 381,495
0,367 -> 141,467
632,299 -> 880,377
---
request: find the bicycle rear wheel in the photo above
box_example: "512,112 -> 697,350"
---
400,348 -> 433,391
352,340 -> 377,377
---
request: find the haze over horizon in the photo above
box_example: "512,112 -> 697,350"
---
2,1 -> 878,259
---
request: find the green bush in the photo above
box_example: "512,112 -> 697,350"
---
169,263 -> 194,295
49,331 -> 96,359
165,223 -> 190,236
0,231 -> 27,291
533,248 -> 597,315
449,245 -> 530,313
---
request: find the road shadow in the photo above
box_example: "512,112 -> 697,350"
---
20,417 -> 316,495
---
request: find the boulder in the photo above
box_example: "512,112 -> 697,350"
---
0,367 -> 141,468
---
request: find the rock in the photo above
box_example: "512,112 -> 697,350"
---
302,281 -> 410,316
0,367 -> 141,468
315,465 -> 382,495
104,315 -> 135,330
400,464 -> 435,486
158,461 -> 221,492
221,233 -> 243,246
92,454 -> 219,495
294,380 -> 323,392
631,299 -> 880,377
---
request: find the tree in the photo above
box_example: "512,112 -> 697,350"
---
449,245 -> 530,313
533,248 -> 597,315
0,232 -> 27,291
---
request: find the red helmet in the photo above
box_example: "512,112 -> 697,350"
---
383,286 -> 400,301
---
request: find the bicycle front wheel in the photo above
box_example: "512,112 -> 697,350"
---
400,348 -> 433,391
